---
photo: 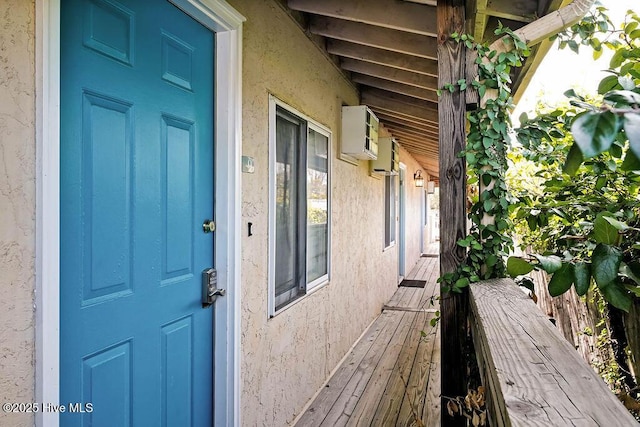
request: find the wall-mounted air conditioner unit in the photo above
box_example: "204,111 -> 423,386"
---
341,105 -> 379,160
370,137 -> 399,175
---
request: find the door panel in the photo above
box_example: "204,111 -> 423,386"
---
60,0 -> 215,425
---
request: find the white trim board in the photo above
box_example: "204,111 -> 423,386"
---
34,1 -> 244,426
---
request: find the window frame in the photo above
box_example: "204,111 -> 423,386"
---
268,95 -> 332,316
384,174 -> 397,249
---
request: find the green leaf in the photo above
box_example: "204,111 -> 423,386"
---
567,40 -> 579,54
455,277 -> 470,288
610,49 -> 625,68
466,152 -> 477,163
592,215 -> 620,245
593,48 -> 604,60
620,263 -> 640,286
600,281 -> 632,312
563,143 -> 583,175
548,263 -> 574,297
626,285 -> 640,298
535,254 -> 562,274
571,111 -> 621,159
598,75 -> 619,95
519,112 -> 529,124
592,244 -> 622,287
609,141 -> 623,158
625,22 -> 639,33
622,147 -> 640,171
574,262 -> 591,296
457,237 -> 471,248
486,254 -> 498,267
605,90 -> 640,106
602,216 -> 630,231
624,113 -> 640,160
507,257 -> 534,277
478,85 -> 486,99
564,88 -> 579,99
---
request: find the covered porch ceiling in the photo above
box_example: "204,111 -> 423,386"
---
282,0 -> 568,181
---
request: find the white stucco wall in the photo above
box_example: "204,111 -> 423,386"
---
228,1 -> 430,424
0,1 -> 36,426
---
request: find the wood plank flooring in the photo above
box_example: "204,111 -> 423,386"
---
295,256 -> 441,427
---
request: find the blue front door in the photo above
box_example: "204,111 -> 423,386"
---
60,0 -> 215,425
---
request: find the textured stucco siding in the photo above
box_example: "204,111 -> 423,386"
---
229,1 -> 430,425
0,1 -> 36,426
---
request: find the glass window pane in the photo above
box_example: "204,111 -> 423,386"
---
275,112 -> 300,308
385,175 -> 396,247
307,128 -> 328,284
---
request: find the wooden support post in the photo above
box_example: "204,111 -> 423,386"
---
437,1 -> 468,426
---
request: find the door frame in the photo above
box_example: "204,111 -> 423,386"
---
35,1 -> 245,426
398,163 -> 406,280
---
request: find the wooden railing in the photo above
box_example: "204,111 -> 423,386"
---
469,278 -> 637,426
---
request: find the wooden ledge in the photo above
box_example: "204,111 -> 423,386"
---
469,278 -> 636,426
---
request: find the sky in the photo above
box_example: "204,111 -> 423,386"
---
512,0 -> 633,121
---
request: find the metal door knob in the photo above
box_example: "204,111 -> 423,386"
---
202,219 -> 216,233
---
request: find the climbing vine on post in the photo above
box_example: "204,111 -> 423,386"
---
438,25 -> 530,292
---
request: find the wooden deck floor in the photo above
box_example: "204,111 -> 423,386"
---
295,255 -> 441,427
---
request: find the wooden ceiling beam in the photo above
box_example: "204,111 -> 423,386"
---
366,87 -> 438,109
391,124 -> 439,140
410,150 -> 439,164
393,134 -> 438,151
391,131 -> 439,148
404,0 -> 437,6
386,127 -> 439,143
485,0 -> 537,23
309,17 -> 438,59
375,113 -> 439,135
352,73 -> 438,103
369,106 -> 439,130
288,0 -> 437,36
385,124 -> 439,141
395,138 -> 439,156
408,147 -> 439,160
381,118 -> 439,135
326,40 -> 438,76
342,59 -> 438,92
363,94 -> 439,124
364,87 -> 438,115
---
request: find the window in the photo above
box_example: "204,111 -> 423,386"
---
384,175 -> 396,248
269,97 -> 330,314
424,190 -> 429,227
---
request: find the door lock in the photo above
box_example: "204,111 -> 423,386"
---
202,268 -> 225,307
202,219 -> 216,233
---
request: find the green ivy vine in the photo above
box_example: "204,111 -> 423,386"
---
437,7 -> 640,312
438,25 -> 531,293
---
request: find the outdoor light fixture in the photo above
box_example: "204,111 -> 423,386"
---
426,180 -> 436,194
414,170 -> 424,187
